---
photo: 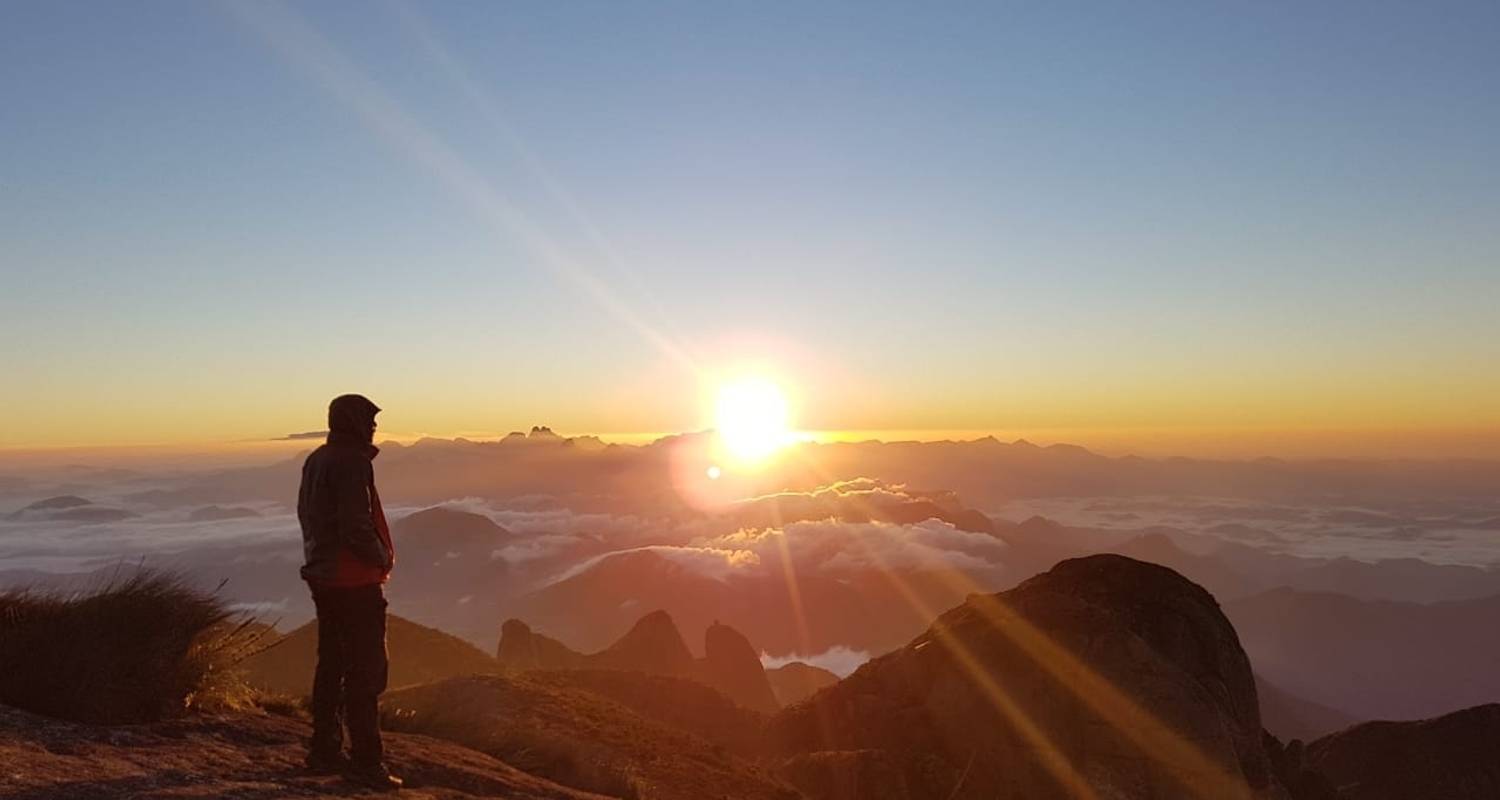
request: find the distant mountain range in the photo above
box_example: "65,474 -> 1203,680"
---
86,431 -> 1500,513
1225,588 -> 1500,721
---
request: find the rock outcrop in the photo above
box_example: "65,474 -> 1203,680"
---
596,609 -> 696,675
767,554 -> 1305,799
1305,703 -> 1500,799
703,621 -> 781,713
0,702 -> 605,800
498,610 -> 780,713
384,675 -> 798,800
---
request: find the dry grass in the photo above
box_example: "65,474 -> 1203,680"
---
0,569 -> 269,724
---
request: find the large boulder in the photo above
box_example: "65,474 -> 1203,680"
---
768,554 -> 1302,799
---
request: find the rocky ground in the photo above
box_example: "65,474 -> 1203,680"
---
0,704 -> 607,800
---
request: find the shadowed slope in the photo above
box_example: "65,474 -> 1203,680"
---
384,674 -> 797,800
1256,674 -> 1358,742
1306,704 -> 1500,800
0,703 -> 606,800
241,614 -> 498,696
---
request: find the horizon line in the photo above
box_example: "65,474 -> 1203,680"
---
2,424 -> 1498,466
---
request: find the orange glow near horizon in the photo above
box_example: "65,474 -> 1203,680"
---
3,423 -> 1500,466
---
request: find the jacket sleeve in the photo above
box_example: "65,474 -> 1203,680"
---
334,455 -> 390,568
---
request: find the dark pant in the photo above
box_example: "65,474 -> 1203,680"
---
308,583 -> 388,766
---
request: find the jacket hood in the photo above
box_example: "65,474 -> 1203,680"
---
327,394 -> 380,445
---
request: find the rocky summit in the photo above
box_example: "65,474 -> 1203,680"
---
0,702 -> 603,800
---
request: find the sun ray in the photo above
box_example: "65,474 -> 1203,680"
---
836,507 -> 1102,799
786,447 -> 1258,799
224,0 -> 698,375
868,524 -> 1259,798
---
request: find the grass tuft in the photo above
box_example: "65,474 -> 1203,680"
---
0,569 -> 270,724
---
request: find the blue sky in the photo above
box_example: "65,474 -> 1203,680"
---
2,1 -> 1497,451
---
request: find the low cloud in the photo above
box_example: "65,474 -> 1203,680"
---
227,598 -> 290,614
414,497 -> 671,543
543,516 -> 1009,588
728,478 -> 991,534
762,645 -> 871,678
550,544 -> 761,584
275,431 -> 327,441
492,533 -> 590,564
733,478 -> 938,519
0,502 -> 297,573
703,518 -> 1008,577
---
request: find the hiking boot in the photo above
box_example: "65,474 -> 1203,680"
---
348,761 -> 404,792
304,749 -> 350,775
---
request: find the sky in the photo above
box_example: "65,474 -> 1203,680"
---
2,1 -> 1498,456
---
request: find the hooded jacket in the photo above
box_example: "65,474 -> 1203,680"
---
298,395 -> 395,586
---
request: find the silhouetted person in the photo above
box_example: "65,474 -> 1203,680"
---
297,394 -> 402,791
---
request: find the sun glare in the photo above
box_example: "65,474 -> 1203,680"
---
714,378 -> 793,464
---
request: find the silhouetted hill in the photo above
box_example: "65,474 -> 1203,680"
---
702,620 -> 780,713
8,495 -> 91,516
1112,532 -> 1264,600
394,506 -> 511,549
1279,556 -> 1500,604
1224,588 -> 1500,720
6,495 -> 135,522
498,610 -> 780,713
384,675 -> 797,800
765,662 -> 839,707
768,554 -> 1305,799
242,614 -> 498,696
1256,674 -> 1358,742
596,609 -> 696,675
381,506 -> 516,646
186,504 -> 261,521
1306,704 -> 1500,799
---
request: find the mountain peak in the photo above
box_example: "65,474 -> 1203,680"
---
703,621 -> 779,713
394,506 -> 509,544
599,610 -> 693,675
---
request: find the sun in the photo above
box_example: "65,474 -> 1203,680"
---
714,377 -> 793,464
